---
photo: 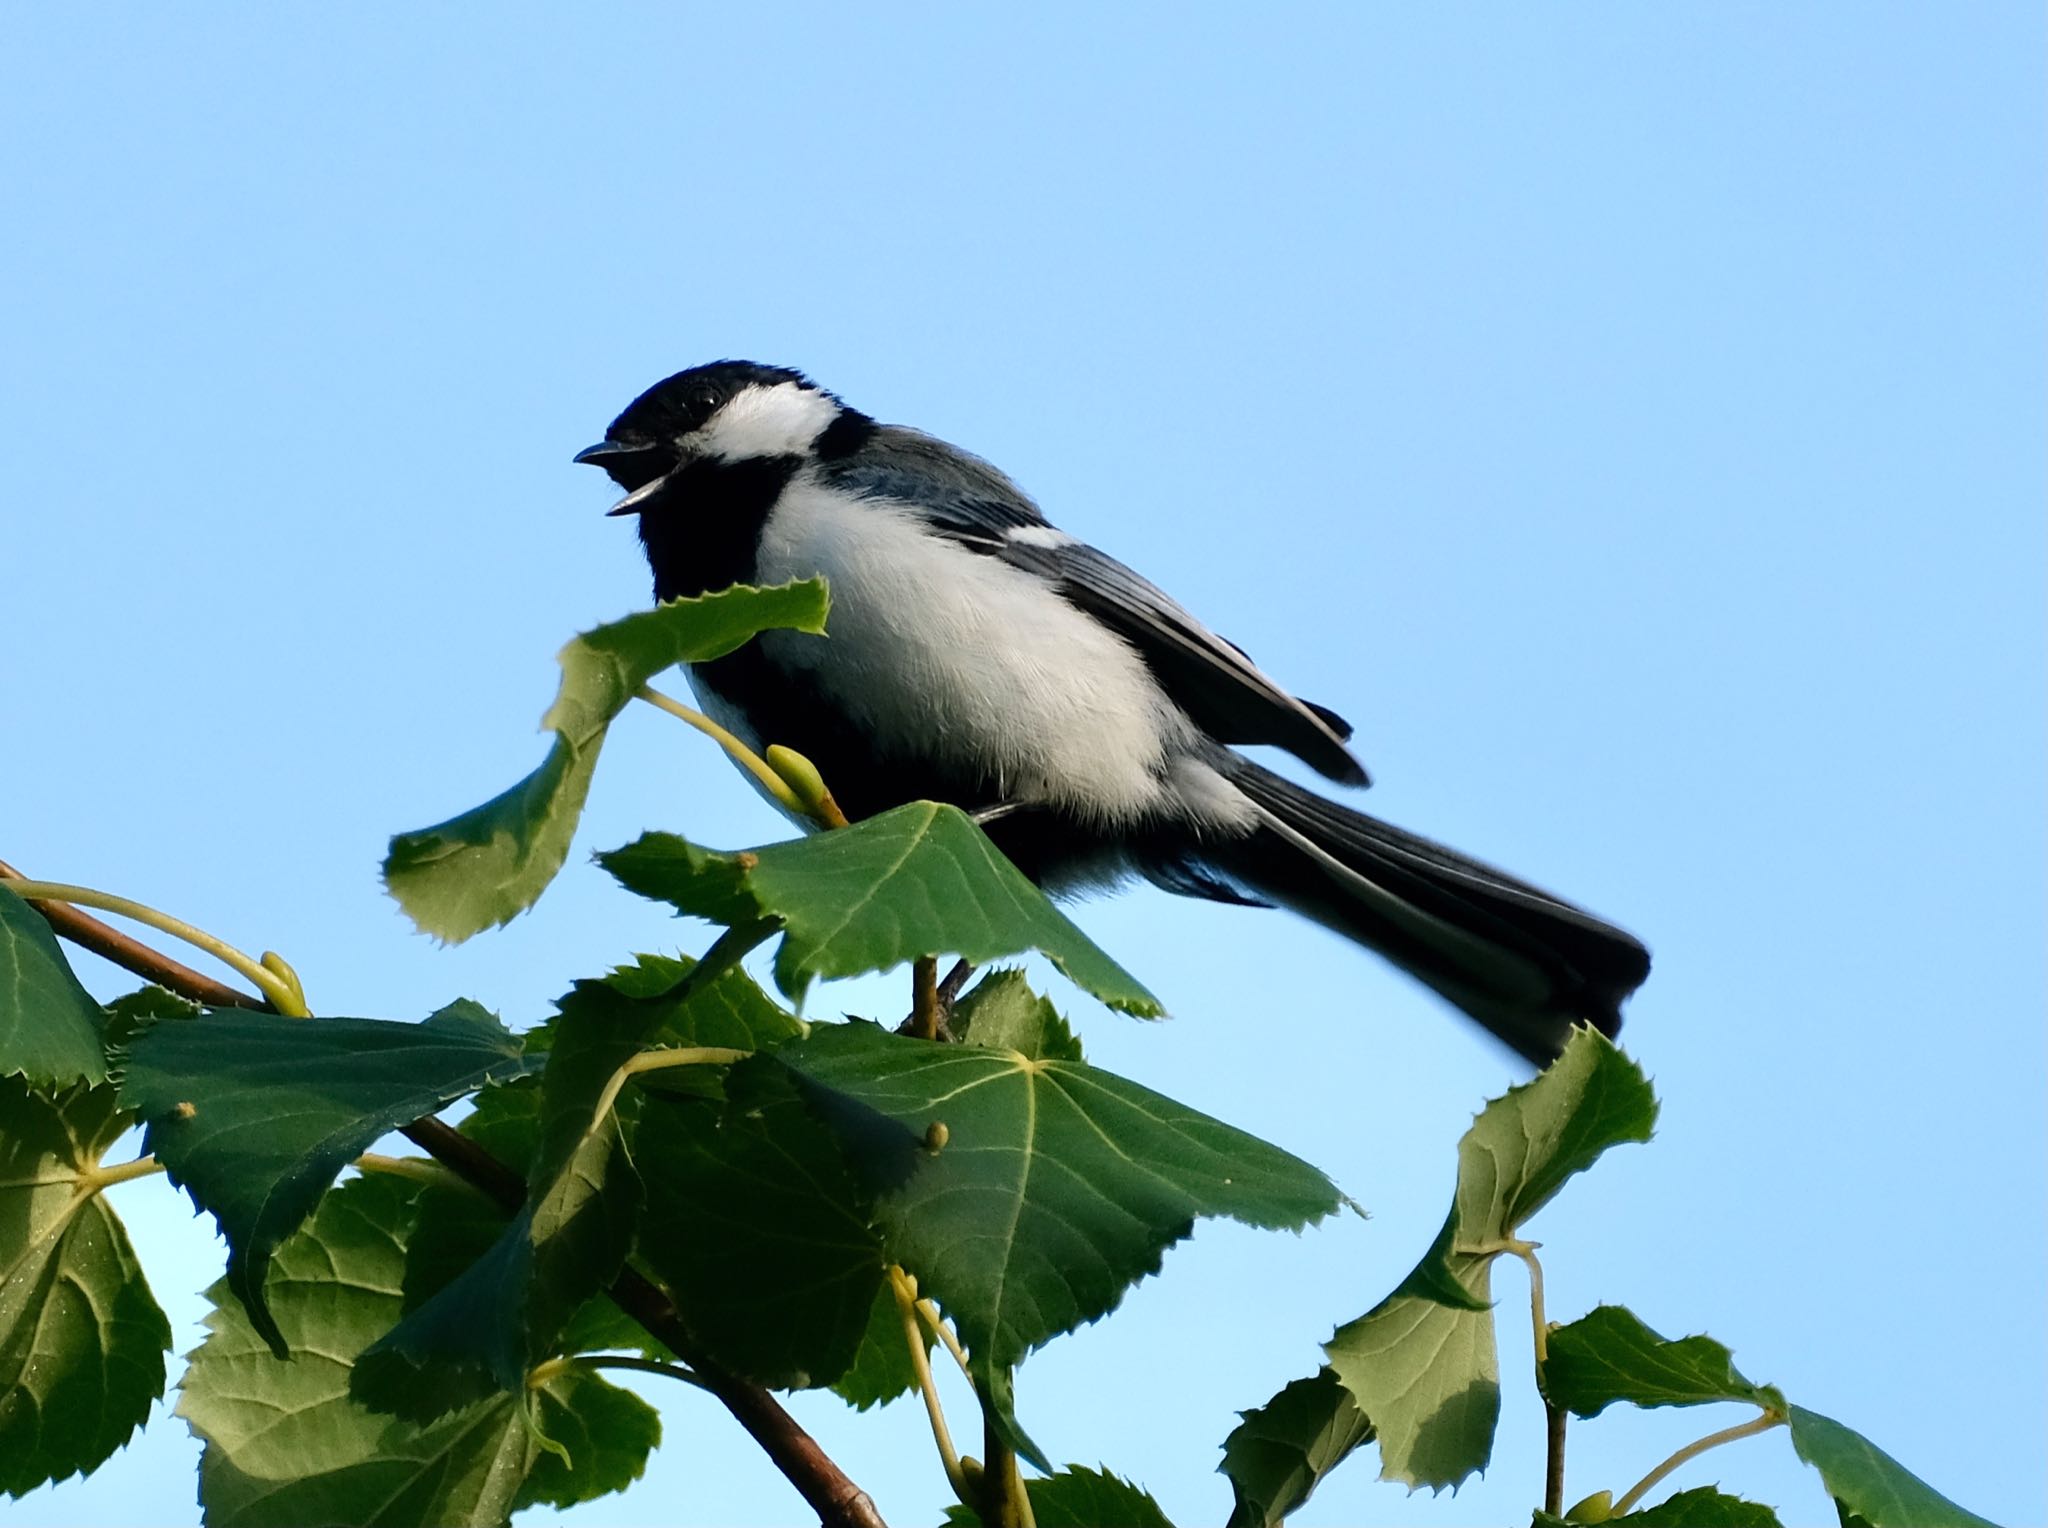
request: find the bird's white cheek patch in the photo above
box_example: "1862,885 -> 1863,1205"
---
696,382 -> 838,461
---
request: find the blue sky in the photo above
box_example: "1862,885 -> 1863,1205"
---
4,7 -> 2041,1526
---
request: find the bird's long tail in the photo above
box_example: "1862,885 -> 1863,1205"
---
1200,759 -> 1651,1064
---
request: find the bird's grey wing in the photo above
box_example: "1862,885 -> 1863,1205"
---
828,428 -> 1369,786
997,536 -> 1368,785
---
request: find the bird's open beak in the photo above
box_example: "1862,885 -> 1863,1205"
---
573,440 -> 674,516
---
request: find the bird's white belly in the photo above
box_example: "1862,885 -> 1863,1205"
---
751,481 -> 1179,823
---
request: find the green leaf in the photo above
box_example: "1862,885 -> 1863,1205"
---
1326,1027 -> 1656,1491
1604,1487 -> 1786,1526
1220,1367 -> 1374,1528
942,1465 -> 1177,1527
600,801 -> 1162,1016
179,1173 -> 656,1528
100,983 -> 199,1053
384,579 -> 831,942
429,1079 -> 669,1365
951,968 -> 1085,1060
829,1282 -> 927,1412
635,1059 -> 883,1389
778,1014 -> 1341,1466
356,956 -> 792,1418
0,886 -> 107,1087
1543,1305 -> 1785,1417
1786,1404 -> 1999,1528
515,1365 -> 662,1511
0,1077 -> 171,1496
120,998 -> 534,1355
1025,1467 -> 1176,1528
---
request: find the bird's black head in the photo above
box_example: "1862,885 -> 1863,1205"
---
573,360 -> 874,515
577,361 -> 875,600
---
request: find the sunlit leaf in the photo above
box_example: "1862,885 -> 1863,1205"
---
600,801 -> 1162,1016
384,579 -> 830,942
1786,1404 -> 1998,1528
0,1077 -> 169,1495
1325,1028 -> 1656,1490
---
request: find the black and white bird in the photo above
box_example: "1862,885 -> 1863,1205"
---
575,361 -> 1649,1063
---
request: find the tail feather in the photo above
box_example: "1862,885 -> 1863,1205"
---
1202,761 -> 1651,1064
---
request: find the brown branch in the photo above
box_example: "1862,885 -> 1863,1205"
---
6,861 -> 887,1528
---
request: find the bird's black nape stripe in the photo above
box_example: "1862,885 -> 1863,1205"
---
813,409 -> 878,460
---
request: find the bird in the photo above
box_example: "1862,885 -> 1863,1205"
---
574,361 -> 1649,1063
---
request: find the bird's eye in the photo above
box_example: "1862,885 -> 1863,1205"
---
691,389 -> 721,416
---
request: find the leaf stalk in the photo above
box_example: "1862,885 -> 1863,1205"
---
589,1045 -> 753,1128
891,1266 -> 969,1504
1611,1410 -> 1785,1516
0,878 -> 308,1016
82,1154 -> 166,1191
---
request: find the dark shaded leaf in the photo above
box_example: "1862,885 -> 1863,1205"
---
780,1015 -> 1341,1466
1612,1486 -> 1786,1525
515,1366 -> 662,1511
120,998 -> 533,1354
1220,1367 -> 1373,1528
1544,1305 -> 1784,1418
830,1282 -> 927,1412
0,886 -> 106,1087
0,1077 -> 170,1495
636,1059 -> 882,1389
180,1173 -> 655,1527
942,1465 -> 1176,1527
384,579 -> 830,942
355,956 -> 791,1419
600,801 -> 1161,1016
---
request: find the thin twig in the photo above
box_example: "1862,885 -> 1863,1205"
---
897,958 -> 973,1037
1544,1402 -> 1567,1517
1501,1240 -> 1567,1516
910,957 -> 941,1041
12,865 -> 888,1528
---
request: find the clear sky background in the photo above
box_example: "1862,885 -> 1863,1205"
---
4,8 -> 2041,1527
